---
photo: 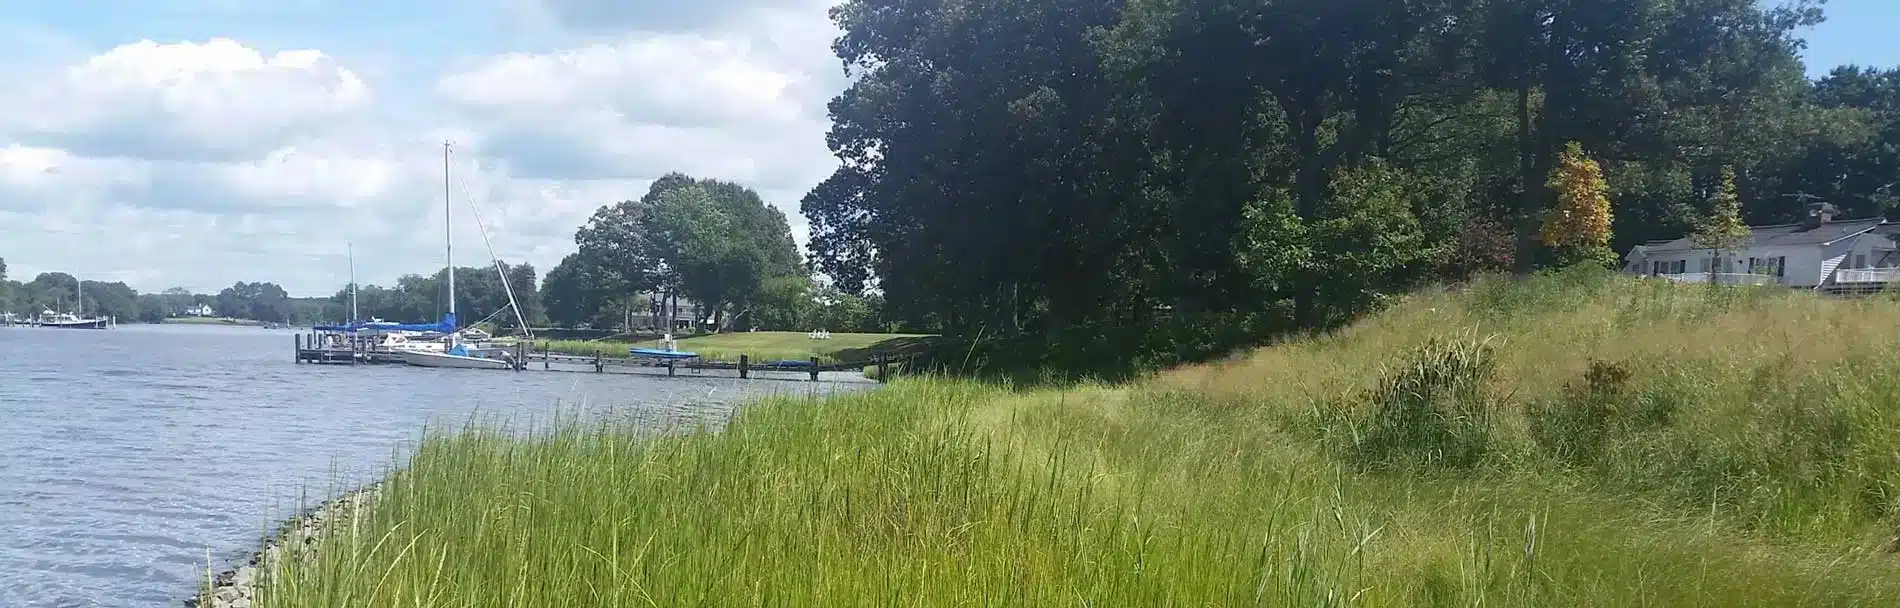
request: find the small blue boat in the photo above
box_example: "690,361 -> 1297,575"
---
629,347 -> 699,360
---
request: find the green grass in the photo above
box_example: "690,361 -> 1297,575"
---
248,269 -> 1900,606
162,316 -> 262,326
538,331 -> 935,363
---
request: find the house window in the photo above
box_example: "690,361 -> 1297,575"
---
1748,256 -> 1783,276
1652,261 -> 1665,276
1775,256 -> 1785,278
1698,257 -> 1709,273
1854,254 -> 1867,269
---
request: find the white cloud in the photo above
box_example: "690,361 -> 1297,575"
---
0,2 -> 850,299
436,7 -> 844,207
524,0 -> 820,32
0,38 -> 370,162
440,36 -> 804,128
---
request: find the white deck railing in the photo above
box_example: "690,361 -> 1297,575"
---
1832,268 -> 1900,284
1658,272 -> 1777,285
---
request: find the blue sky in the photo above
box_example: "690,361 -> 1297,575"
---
0,0 -> 1891,297
1802,0 -> 1899,76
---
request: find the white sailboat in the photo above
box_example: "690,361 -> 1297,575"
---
399,142 -> 530,371
40,277 -> 110,329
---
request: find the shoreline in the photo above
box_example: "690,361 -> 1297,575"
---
183,482 -> 384,608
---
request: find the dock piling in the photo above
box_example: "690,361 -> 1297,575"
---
809,356 -> 820,381
739,355 -> 749,379
294,334 -> 303,363
877,356 -> 889,383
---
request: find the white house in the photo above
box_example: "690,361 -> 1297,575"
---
1623,202 -> 1900,292
185,303 -> 215,317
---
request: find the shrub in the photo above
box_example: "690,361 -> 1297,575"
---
1350,333 -> 1498,470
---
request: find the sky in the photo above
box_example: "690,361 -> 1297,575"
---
0,0 -> 1892,297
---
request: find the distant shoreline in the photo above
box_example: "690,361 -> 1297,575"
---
160,317 -> 266,327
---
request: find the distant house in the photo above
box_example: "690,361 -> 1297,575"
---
1622,202 -> 1900,293
185,304 -> 215,317
628,296 -> 704,331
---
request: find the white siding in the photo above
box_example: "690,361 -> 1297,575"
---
1841,233 -> 1897,269
1767,246 -> 1822,287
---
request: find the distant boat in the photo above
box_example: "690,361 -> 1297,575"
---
629,347 -> 699,360
40,277 -> 110,329
39,310 -> 110,329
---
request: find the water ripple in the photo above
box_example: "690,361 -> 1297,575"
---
0,324 -> 869,606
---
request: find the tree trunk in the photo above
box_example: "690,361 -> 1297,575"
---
1514,81 -> 1540,277
1293,108 -> 1324,326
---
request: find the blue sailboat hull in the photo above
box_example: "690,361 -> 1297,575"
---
629,347 -> 698,359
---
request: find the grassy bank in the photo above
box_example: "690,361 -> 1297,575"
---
250,269 -> 1900,605
538,331 -> 934,363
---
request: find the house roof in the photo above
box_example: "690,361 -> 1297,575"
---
1638,217 -> 1887,254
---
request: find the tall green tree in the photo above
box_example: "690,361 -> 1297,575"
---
541,252 -> 608,328
575,173 -> 803,331
1690,166 -> 1753,282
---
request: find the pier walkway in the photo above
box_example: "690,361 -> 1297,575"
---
292,332 -> 903,382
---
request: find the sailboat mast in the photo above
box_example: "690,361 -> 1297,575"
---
75,276 -> 82,317
443,141 -> 455,320
348,242 -> 358,321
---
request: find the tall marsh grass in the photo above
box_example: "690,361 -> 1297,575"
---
257,268 -> 1900,606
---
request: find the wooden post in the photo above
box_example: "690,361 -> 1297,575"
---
594,351 -> 604,373
877,356 -> 889,384
809,356 -> 820,381
739,354 -> 749,379
667,360 -> 676,377
515,341 -> 526,371
542,342 -> 550,371
294,333 -> 303,363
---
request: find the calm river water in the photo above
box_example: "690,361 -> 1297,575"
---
0,324 -> 869,607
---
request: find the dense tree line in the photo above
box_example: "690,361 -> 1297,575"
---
329,263 -> 543,330
798,0 -> 1898,340
0,261 -> 337,324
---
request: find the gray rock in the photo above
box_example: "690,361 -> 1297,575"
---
182,481 -> 386,607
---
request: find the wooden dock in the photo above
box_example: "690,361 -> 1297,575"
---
293,332 -> 900,382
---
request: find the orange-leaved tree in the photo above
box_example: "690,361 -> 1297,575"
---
1540,141 -> 1615,267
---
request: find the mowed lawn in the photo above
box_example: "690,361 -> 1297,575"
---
540,331 -> 935,363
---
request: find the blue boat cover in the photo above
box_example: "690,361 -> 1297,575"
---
315,312 -> 457,334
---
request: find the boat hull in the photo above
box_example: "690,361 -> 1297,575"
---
629,347 -> 698,360
398,350 -> 516,370
41,319 -> 109,329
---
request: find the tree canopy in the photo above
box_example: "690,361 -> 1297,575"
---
799,0 -> 1893,338
557,172 -> 807,331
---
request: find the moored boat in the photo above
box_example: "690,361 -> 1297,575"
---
391,141 -> 532,372
397,346 -> 517,370
629,347 -> 699,360
39,277 -> 111,329
39,310 -> 109,329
